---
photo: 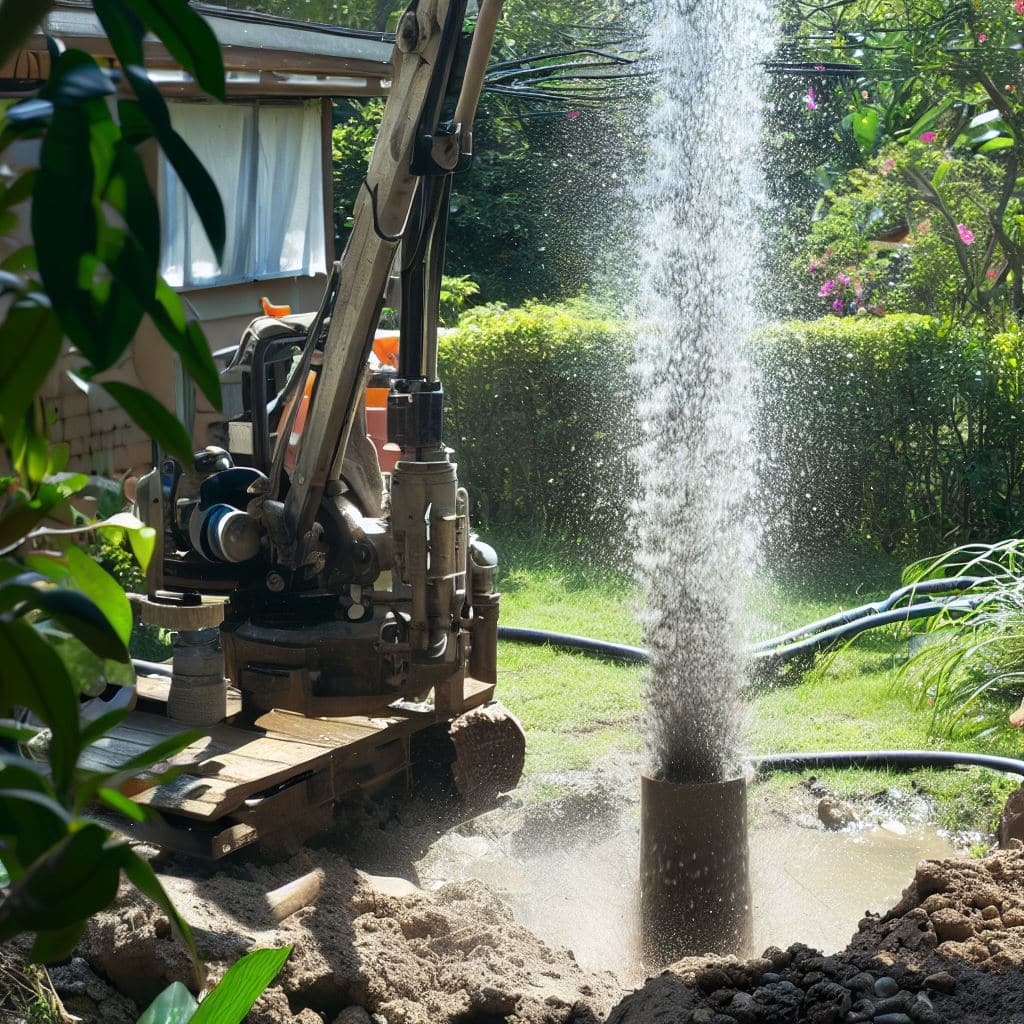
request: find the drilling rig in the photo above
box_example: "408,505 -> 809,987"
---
85,0 -> 526,857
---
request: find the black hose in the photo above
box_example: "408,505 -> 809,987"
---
132,658 -> 172,678
498,576 -> 995,669
755,749 -> 1024,779
750,595 -> 987,667
497,626 -> 649,663
749,576 -> 989,653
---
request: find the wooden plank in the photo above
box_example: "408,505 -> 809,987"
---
82,711 -> 334,820
254,709 -> 384,747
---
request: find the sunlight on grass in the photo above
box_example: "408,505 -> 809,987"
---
491,534 -> 1024,836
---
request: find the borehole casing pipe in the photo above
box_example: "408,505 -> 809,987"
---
640,773 -> 752,966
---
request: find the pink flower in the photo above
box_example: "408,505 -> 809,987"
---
833,298 -> 844,312
1017,0 -> 1024,15
957,223 -> 975,245
988,268 -> 999,280
882,158 -> 896,174
979,32 -> 988,42
920,131 -> 937,143
808,261 -> 818,273
837,272 -> 851,287
567,110 -> 581,120
814,64 -> 826,71
804,87 -> 818,111
820,279 -> 836,297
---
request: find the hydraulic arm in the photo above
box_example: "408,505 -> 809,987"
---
137,0 -> 508,724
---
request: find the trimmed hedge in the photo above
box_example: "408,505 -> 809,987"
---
755,314 -> 1024,556
438,301 -> 635,554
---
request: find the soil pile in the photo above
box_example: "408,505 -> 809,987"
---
609,843 -> 1024,1024
46,848 -> 619,1024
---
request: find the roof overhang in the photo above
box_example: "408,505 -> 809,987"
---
1,1 -> 395,99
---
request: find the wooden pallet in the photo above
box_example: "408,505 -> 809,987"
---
86,674 -> 495,857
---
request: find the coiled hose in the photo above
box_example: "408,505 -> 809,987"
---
497,576 -> 1024,779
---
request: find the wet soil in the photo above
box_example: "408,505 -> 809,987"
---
5,769 -> 1024,1024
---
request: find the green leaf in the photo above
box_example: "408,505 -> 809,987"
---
979,137 -> 1015,153
0,302 -> 64,431
852,107 -> 879,155
65,547 -> 132,650
0,585 -> 129,663
124,66 -> 226,260
114,846 -> 196,955
93,0 -> 145,69
905,97 -> 953,139
122,0 -> 225,100
127,523 -> 157,572
98,786 -> 147,821
932,160 -> 954,190
30,920 -> 87,963
137,982 -> 199,1024
190,947 -> 292,1024
0,787 -> 71,876
0,170 -> 36,211
149,281 -> 222,409
0,620 -> 79,793
0,823 -> 120,948
99,381 -> 193,466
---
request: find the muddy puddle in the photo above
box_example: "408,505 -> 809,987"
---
403,781 -> 958,987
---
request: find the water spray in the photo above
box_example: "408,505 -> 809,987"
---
633,0 -> 772,964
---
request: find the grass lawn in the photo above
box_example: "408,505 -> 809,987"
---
490,532 -> 1024,838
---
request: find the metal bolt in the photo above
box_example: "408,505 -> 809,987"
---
265,572 -> 286,593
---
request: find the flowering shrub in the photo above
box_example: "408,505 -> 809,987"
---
794,144 -> 1007,320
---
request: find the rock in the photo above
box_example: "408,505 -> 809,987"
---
874,992 -> 913,1014
692,1009 -> 716,1024
354,871 -> 422,900
874,1016 -> 913,1024
923,971 -> 955,994
982,905 -> 1001,920
929,908 -> 974,943
1003,906 -> 1024,928
913,861 -> 951,896
845,972 -> 874,994
333,1009 -> 373,1024
873,977 -> 900,998
1000,783 -> 1024,847
805,980 -> 851,1023
47,957 -> 137,1024
727,991 -> 759,1023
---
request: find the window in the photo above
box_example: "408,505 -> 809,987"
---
160,99 -> 327,288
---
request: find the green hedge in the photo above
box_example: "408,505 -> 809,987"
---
438,301 -> 635,554
756,314 -> 1024,556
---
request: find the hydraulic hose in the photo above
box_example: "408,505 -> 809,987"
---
754,749 -> 1024,779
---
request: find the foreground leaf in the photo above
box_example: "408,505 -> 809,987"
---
190,946 -> 292,1024
137,981 -> 198,1024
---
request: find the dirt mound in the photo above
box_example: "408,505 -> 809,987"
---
59,847 -> 619,1024
608,844 -> 1024,1024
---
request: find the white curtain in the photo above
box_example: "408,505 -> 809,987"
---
161,100 -> 326,288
